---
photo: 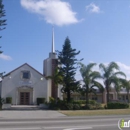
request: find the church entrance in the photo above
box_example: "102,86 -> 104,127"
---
20,92 -> 30,105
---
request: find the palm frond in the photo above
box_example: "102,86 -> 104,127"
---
89,71 -> 102,81
79,62 -> 96,79
99,63 -> 107,73
107,62 -> 119,76
113,71 -> 126,78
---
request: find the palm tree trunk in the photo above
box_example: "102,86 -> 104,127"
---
102,92 -> 104,103
127,91 -> 130,103
67,89 -> 70,103
86,91 -> 89,104
117,92 -> 119,100
106,86 -> 110,104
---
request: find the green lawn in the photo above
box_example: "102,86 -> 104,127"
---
59,109 -> 130,116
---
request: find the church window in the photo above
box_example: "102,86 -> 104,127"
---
22,71 -> 30,79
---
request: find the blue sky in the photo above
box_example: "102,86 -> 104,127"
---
1,0 -> 130,80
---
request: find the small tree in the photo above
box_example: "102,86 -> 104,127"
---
79,63 -> 102,104
120,79 -> 130,103
113,79 -> 122,100
99,62 -> 126,104
46,67 -> 63,98
0,0 -> 7,49
125,81 -> 130,103
94,81 -> 104,103
57,37 -> 82,102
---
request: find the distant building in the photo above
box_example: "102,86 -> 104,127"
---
70,87 -> 130,104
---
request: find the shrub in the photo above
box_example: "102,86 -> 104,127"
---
0,96 -> 4,110
81,100 -> 102,110
95,102 -> 103,109
81,104 -> 94,110
6,97 -> 12,104
48,99 -> 82,110
89,100 -> 96,105
73,104 -> 81,110
65,103 -> 73,110
107,102 -> 129,109
49,97 -> 55,103
48,99 -> 104,110
37,98 -> 45,105
73,100 -> 86,104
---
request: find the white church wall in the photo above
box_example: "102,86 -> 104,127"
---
1,64 -> 48,105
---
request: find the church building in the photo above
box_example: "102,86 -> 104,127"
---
0,29 -> 63,105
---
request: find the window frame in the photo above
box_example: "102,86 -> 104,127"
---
21,71 -> 31,80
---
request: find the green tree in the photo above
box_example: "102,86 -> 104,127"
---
57,37 -> 81,102
46,68 -> 63,99
124,80 -> 130,103
113,79 -> 123,100
94,81 -> 104,103
99,62 -> 126,104
0,0 -> 7,78
79,63 -> 102,104
120,79 -> 130,103
0,0 -> 7,48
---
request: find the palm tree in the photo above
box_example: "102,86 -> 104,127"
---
46,68 -> 63,99
94,81 -> 104,103
125,80 -> 130,103
99,62 -> 126,104
120,79 -> 130,103
113,79 -> 122,100
79,63 -> 101,104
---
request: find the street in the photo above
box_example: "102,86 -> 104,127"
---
0,115 -> 129,130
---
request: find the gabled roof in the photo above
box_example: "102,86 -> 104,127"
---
4,63 -> 44,77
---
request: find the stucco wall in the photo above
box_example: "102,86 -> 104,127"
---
1,64 -> 48,105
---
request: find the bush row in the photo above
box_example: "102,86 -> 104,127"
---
48,97 -> 103,110
107,102 -> 129,109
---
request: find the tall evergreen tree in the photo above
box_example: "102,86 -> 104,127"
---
57,37 -> 81,102
0,0 -> 7,77
0,0 -> 7,53
0,0 -> 6,39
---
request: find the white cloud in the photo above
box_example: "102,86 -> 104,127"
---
86,3 -> 102,13
116,62 -> 130,80
0,54 -> 12,60
93,61 -> 130,80
20,0 -> 80,26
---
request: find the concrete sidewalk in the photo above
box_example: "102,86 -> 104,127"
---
0,110 -> 66,119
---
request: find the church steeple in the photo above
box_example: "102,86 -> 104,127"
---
49,27 -> 56,59
52,27 -> 55,53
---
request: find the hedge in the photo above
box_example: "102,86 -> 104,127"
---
37,98 -> 45,105
6,97 -> 12,104
107,102 -> 129,109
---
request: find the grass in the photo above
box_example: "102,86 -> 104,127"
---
59,109 -> 130,116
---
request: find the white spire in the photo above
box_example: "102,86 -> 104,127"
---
52,26 -> 55,53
